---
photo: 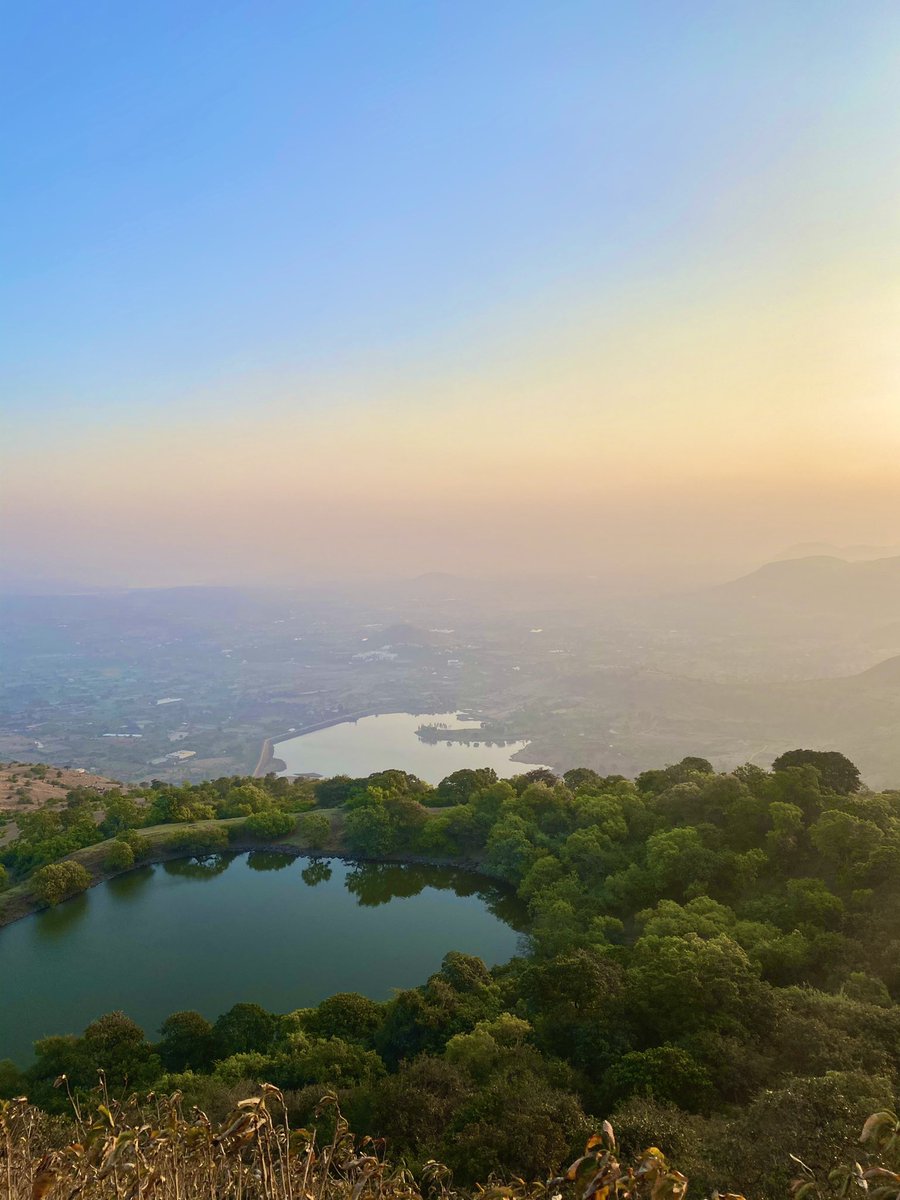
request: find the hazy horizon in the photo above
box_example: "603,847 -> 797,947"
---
3,2 -> 899,588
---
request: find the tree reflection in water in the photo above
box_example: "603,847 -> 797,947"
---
247,850 -> 293,872
163,853 -> 233,880
301,860 -> 333,886
105,865 -> 155,906
32,891 -> 90,940
343,861 -> 528,932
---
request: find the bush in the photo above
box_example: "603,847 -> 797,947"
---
119,828 -> 148,861
303,993 -> 386,1044
297,811 -> 331,849
103,839 -> 135,871
31,860 -> 92,907
343,806 -> 396,855
166,825 -> 230,855
159,1010 -> 216,1072
315,775 -> 356,807
243,809 -> 295,839
0,863 -> 8,891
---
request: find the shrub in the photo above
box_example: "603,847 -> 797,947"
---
297,811 -> 331,849
119,828 -> 148,860
31,860 -> 92,907
103,839 -> 135,871
303,993 -> 386,1044
243,809 -> 295,839
166,825 -> 230,855
343,805 -> 396,855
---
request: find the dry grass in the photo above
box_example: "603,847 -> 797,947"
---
0,764 -> 117,815
2,1086 -> 899,1200
2,1083 -> 448,1200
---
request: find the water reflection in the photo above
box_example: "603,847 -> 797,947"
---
342,861 -> 527,931
2,850 -> 526,1067
301,860 -> 332,886
247,850 -> 293,872
106,865 -> 155,904
32,891 -> 90,939
163,853 -> 233,880
345,862 -> 427,905
276,711 -> 548,785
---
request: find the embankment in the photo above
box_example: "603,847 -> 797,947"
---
0,812 -> 497,931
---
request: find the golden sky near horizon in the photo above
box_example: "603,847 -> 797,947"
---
3,4 -> 900,587
6,249 -> 900,587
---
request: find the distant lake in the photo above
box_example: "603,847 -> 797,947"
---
275,711 -> 546,783
0,854 -> 526,1066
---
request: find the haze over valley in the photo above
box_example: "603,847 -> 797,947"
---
4,548 -> 900,789
3,5 -> 900,1196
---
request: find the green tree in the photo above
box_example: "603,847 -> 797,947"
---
297,811 -> 330,848
303,993 -> 385,1044
637,757 -> 714,795
624,932 -> 773,1043
99,793 -> 143,837
602,1044 -> 713,1112
439,1055 -> 590,1184
32,860 -> 92,906
343,805 -> 396,855
213,1003 -> 280,1058
80,1011 -> 161,1091
158,1010 -> 216,1071
314,775 -> 356,807
435,768 -> 498,807
840,971 -> 892,1007
377,953 -> 501,1067
562,767 -> 603,790
484,814 -> 540,883
720,1071 -> 894,1198
243,808 -> 295,839
772,749 -> 861,795
103,839 -> 135,871
0,1058 -> 24,1098
367,1055 -> 470,1154
257,1036 -> 385,1090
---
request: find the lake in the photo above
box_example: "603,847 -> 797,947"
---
0,853 -> 526,1065
275,711 -> 547,782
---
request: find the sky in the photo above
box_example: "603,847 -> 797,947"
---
2,0 -> 899,588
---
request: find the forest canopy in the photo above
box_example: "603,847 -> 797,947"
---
1,748 -> 898,1198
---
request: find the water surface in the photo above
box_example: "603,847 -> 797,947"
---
0,854 -> 525,1065
276,711 -> 546,782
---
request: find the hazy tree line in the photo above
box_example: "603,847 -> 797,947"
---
1,750 -> 898,1196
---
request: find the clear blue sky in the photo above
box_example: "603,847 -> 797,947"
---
2,2 -> 899,584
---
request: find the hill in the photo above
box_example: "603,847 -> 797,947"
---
0,762 -> 118,812
711,554 -> 900,621
522,653 -> 900,789
774,541 -> 900,561
2,756 -> 899,1199
0,762 -> 119,847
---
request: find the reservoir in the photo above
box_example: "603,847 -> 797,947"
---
0,853 -> 525,1066
275,711 -> 547,782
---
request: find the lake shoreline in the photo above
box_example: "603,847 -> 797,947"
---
0,829 -> 505,932
2,840 -> 525,1067
252,710 -> 389,776
255,709 -> 549,781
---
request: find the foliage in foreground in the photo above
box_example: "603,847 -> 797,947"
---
2,1086 -> 899,1200
2,749 -> 900,1196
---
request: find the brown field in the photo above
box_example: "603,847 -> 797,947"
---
0,762 -> 119,845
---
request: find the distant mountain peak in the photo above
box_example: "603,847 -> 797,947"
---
774,542 -> 900,562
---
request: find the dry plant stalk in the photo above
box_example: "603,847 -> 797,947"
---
3,1084 -> 898,1200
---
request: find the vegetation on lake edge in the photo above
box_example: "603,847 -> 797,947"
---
1,749 -> 899,1198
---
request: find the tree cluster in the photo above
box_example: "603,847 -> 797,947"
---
2,750 -> 899,1197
